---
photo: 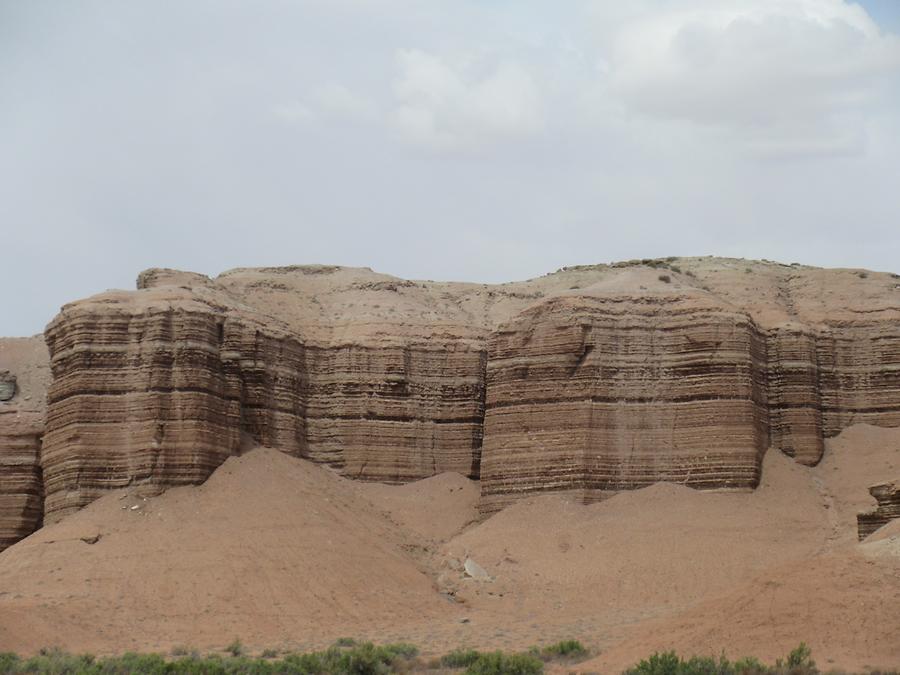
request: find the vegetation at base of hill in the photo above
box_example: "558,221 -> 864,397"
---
624,643 -> 898,675
0,641 -> 550,675
0,640 -> 895,675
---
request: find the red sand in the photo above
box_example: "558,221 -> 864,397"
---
0,425 -> 898,670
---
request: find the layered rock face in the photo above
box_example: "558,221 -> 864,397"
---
767,325 -> 900,466
0,411 -> 43,550
41,269 -> 492,523
0,337 -> 50,549
42,295 -> 246,522
857,481 -> 900,540
480,280 -> 770,513
5,257 -> 900,538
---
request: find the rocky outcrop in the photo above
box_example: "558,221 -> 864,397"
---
0,372 -> 15,401
0,337 -> 50,549
40,272 -> 490,523
479,280 -> 770,513
42,293 -> 246,522
765,327 -> 826,465
858,481 -> 900,540
5,257 -> 900,535
0,411 -> 43,550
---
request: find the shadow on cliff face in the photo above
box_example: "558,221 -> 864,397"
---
0,426 -> 898,670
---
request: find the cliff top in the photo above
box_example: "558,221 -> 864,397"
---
130,256 -> 900,337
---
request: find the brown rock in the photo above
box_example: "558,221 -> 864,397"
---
17,257 -> 900,530
0,337 -> 50,550
857,480 -> 900,540
0,371 -> 16,401
479,279 -> 769,514
0,411 -> 43,550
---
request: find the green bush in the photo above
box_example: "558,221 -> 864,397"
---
226,640 -> 245,657
441,649 -> 484,668
0,654 -> 19,672
463,651 -> 543,675
786,643 -> 813,670
537,640 -> 587,660
624,644 -> 819,675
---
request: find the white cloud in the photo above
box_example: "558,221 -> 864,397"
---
391,49 -> 543,149
601,0 -> 900,154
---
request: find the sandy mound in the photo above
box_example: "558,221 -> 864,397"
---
1,424 -> 898,665
817,424 -> 900,543
564,425 -> 900,673
0,448 -> 463,654
435,451 -> 828,640
575,548 -> 900,673
353,472 -> 479,542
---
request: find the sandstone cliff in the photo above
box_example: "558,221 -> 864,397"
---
480,273 -> 769,513
0,337 -> 50,548
3,257 -> 900,545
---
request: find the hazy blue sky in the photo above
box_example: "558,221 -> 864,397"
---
2,0 -> 899,335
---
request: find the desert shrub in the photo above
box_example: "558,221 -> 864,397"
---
261,649 -> 278,659
658,274 -> 672,283
279,651 -> 327,673
0,654 -> 20,672
625,651 -> 682,675
624,644 -> 818,675
226,640 -> 245,657
441,649 -> 484,668
857,271 -> 868,279
96,652 -> 170,674
778,642 -> 815,672
17,648 -> 96,674
537,640 -> 587,660
731,656 -> 767,674
379,643 -> 418,660
463,651 -> 543,675
333,638 -> 358,648
281,641 -> 419,675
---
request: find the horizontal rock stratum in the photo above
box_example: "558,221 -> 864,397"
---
2,256 -> 900,548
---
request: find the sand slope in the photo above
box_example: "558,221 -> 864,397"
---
0,448 -> 461,654
574,548 -> 900,673
0,426 -> 898,669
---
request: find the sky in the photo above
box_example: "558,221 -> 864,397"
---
2,0 -> 900,336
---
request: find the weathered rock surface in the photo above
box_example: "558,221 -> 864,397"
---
479,263 -> 900,512
858,480 -> 900,540
480,277 -> 769,513
8,257 -> 900,533
0,337 -> 51,548
0,372 -> 16,401
0,411 -> 43,549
